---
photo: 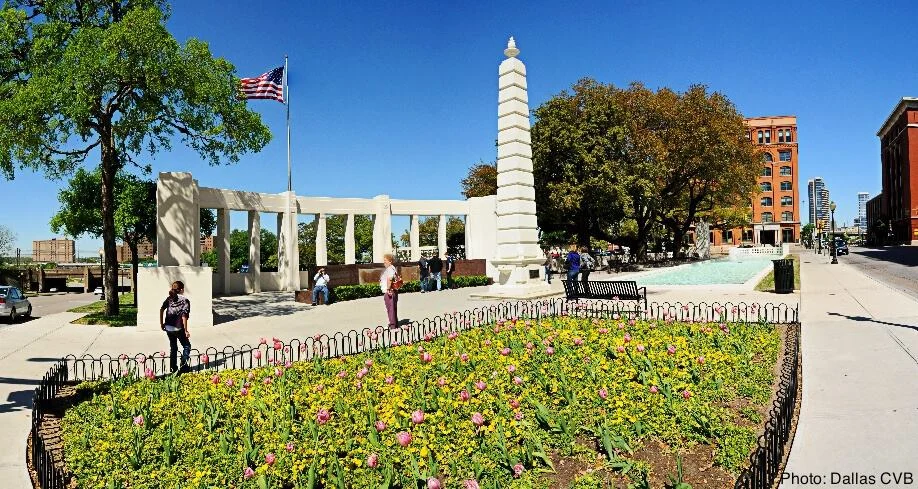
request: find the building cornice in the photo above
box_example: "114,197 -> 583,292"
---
877,97 -> 918,138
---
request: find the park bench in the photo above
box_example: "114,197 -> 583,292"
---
561,280 -> 647,309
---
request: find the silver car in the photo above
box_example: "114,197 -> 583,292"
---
0,286 -> 31,323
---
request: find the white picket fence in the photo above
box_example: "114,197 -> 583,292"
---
728,244 -> 790,261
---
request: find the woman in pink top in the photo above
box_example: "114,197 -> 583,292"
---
380,253 -> 398,328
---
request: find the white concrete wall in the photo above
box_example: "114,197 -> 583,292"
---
465,195 -> 499,281
137,266 -> 213,330
260,272 -> 283,291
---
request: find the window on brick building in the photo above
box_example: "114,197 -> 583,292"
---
781,196 -> 793,206
778,130 -> 785,143
761,197 -> 773,207
780,181 -> 792,191
779,150 -> 791,161
786,130 -> 793,142
763,152 -> 773,162
764,130 -> 771,143
762,212 -> 774,223
761,182 -> 772,191
742,229 -> 754,241
781,211 -> 793,222
762,166 -> 772,176
780,165 -> 792,176
757,131 -> 763,144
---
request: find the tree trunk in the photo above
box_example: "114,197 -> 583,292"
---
129,238 -> 139,308
100,130 -> 119,316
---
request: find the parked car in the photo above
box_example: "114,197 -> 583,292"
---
834,239 -> 849,255
0,286 -> 32,323
93,287 -> 103,295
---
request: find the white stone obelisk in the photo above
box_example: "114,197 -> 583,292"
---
476,37 -> 553,299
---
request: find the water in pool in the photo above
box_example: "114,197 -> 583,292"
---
636,258 -> 773,285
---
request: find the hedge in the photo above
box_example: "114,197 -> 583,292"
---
330,275 -> 491,302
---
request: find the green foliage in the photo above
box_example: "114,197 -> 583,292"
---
460,161 -> 497,198
298,215 -> 375,267
801,223 -> 815,248
0,225 -> 14,258
228,228 -> 278,273
714,425 -> 757,472
332,275 -> 491,302
69,293 -> 136,326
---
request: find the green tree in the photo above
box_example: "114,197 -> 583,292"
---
227,228 -> 277,273
801,223 -> 815,249
461,162 -> 497,198
0,1 -> 271,315
300,215 -> 375,267
398,216 -> 465,256
0,225 -> 14,263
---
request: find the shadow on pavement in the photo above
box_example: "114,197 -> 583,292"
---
0,377 -> 38,414
212,292 -> 309,325
851,248 -> 918,268
827,312 -> 918,332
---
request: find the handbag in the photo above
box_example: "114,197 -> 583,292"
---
391,273 -> 404,290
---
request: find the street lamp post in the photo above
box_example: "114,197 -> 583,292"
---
830,202 -> 838,264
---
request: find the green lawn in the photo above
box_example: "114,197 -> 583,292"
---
69,293 -> 137,327
755,254 -> 801,292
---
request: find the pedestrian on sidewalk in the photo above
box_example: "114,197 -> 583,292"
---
445,253 -> 456,289
429,254 -> 443,291
311,268 -> 330,305
565,246 -> 581,282
418,255 -> 430,293
580,247 -> 595,283
381,254 -> 400,329
159,280 -> 191,374
543,250 -> 553,284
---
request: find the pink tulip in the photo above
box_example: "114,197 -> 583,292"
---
225,378 -> 235,387
273,341 -> 282,351
509,398 -> 520,409
385,376 -> 394,384
514,411 -> 524,421
315,384 -> 324,392
424,332 -> 434,342
460,353 -> 470,362
448,332 -> 458,340
697,356 -> 705,364
253,350 -> 262,360
144,368 -> 155,380
471,412 -> 485,427
133,415 -> 144,426
526,342 -> 534,350
375,420 -> 386,432
284,360 -> 292,368
367,453 -> 379,468
365,359 -> 374,367
483,339 -> 491,346
636,344 -> 645,353
628,319 -> 636,326
683,390 -> 692,399
239,387 -> 248,396
263,377 -> 273,385
337,370 -> 347,379
136,354 -> 146,364
475,380 -> 487,391
259,337 -> 267,345
513,376 -> 523,385
247,372 -> 255,381
396,431 -> 412,447
574,338 -> 583,346
667,345 -> 676,355
623,333 -> 631,343
275,367 -> 283,377
513,463 -> 524,477
417,345 -> 424,353
459,390 -> 471,401
421,352 -> 432,363
500,347 -> 511,356
427,477 -> 442,489
244,467 -> 255,480
545,347 -> 555,356
265,453 -> 276,466
201,354 -> 209,363
598,388 -> 608,399
650,385 -> 659,394
507,364 -> 516,373
357,368 -> 368,379
464,480 -> 481,489
616,345 -> 626,353
542,338 -> 551,346
598,327 -> 608,334
617,322 -> 625,330
316,409 -> 331,425
411,409 -> 425,424
119,353 -> 128,360
286,442 -> 295,452
436,376 -> 447,387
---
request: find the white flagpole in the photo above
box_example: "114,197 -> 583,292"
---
285,55 -> 291,192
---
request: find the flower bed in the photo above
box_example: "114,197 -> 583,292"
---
60,315 -> 782,488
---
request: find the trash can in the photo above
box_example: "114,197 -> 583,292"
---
772,259 -> 794,294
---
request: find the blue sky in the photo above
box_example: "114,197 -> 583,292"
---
3,0 -> 916,256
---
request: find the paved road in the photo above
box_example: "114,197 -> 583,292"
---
0,292 -> 98,329
843,246 -> 918,302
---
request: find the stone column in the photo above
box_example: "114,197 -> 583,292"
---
248,211 -> 261,293
156,172 -> 199,266
345,214 -> 356,264
438,214 -> 447,257
410,214 -> 421,261
372,195 -> 392,263
473,37 -> 551,299
316,213 -> 328,266
217,208 -> 230,295
277,191 -> 300,291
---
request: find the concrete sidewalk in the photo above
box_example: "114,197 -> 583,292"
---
782,255 -> 918,487
0,282 -> 798,487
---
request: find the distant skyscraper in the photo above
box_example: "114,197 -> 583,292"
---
807,177 -> 829,231
857,192 -> 870,235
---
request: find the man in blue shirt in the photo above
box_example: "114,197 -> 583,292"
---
565,248 -> 581,281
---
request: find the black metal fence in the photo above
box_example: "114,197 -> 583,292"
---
29,299 -> 800,489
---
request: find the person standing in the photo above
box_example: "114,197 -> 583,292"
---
418,255 -> 430,293
445,254 -> 455,289
311,268 -> 330,305
580,246 -> 594,285
381,254 -> 399,328
543,250 -> 553,284
565,246 -> 581,282
428,254 -> 443,291
159,281 -> 191,374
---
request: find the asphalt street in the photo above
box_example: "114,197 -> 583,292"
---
841,246 -> 918,302
0,292 -> 97,329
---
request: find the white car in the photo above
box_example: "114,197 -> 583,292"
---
93,287 -> 103,295
0,286 -> 32,323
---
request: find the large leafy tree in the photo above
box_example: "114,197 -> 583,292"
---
398,216 -> 465,256
531,78 -> 629,247
0,225 -> 14,262
226,229 -> 277,273
460,162 -> 497,198
299,215 -> 375,268
50,168 -> 216,305
0,1 -> 271,314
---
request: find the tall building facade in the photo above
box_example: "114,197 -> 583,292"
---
877,97 -> 918,244
857,192 -> 870,235
115,239 -> 155,263
819,188 -> 830,233
32,238 -> 75,263
807,177 -> 828,227
745,116 -> 800,245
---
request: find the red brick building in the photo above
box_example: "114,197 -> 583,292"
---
709,116 -> 800,246
875,98 -> 918,244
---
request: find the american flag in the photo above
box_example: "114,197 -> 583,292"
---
240,66 -> 285,102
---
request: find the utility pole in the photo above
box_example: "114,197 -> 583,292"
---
15,248 -> 20,267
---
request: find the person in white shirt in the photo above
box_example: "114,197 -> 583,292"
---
312,268 -> 330,306
380,253 -> 399,328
